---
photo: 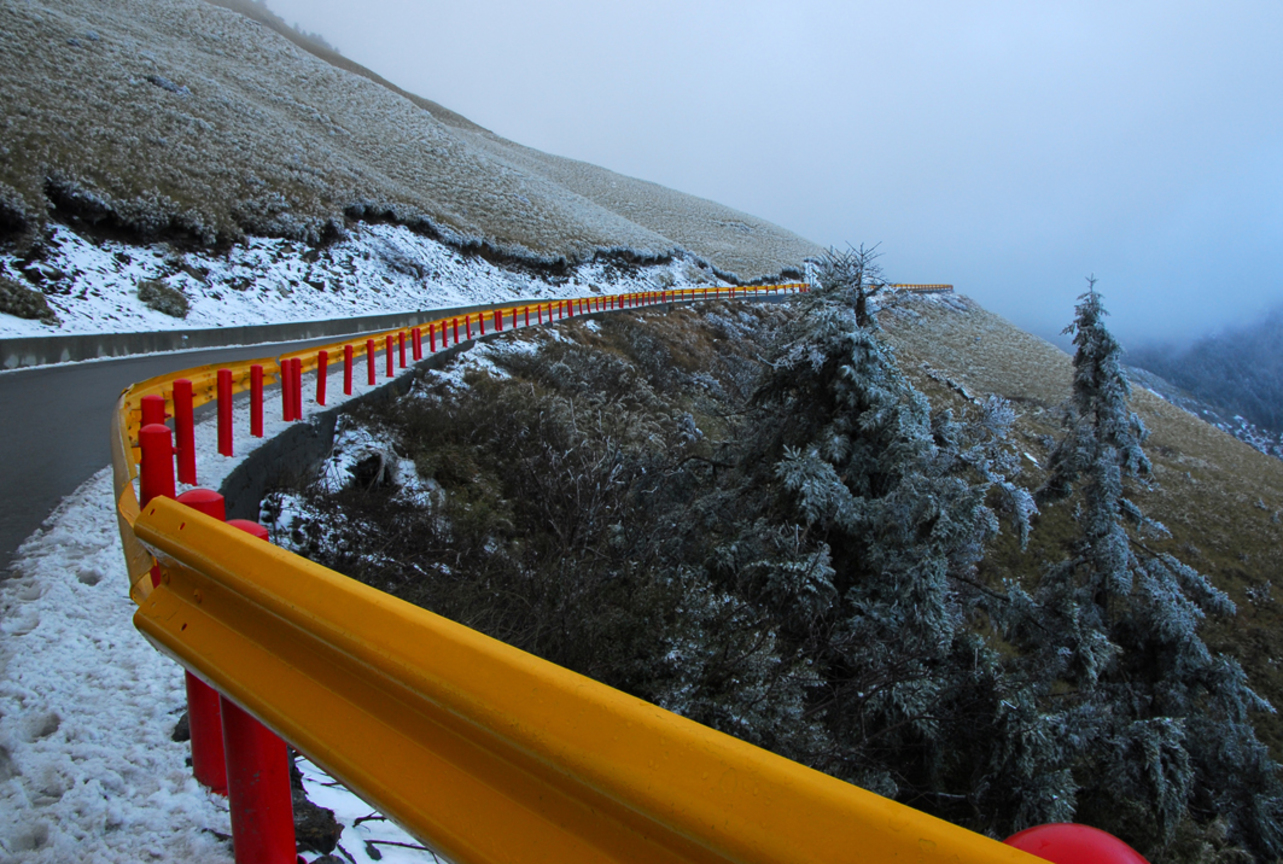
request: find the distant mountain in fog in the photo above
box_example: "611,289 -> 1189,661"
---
1127,304 -> 1283,436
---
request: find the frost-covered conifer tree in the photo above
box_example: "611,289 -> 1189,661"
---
751,247 -> 1035,800
806,243 -> 891,328
1004,279 -> 1283,857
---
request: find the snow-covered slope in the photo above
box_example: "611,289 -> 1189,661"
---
0,0 -> 821,282
0,222 -> 725,338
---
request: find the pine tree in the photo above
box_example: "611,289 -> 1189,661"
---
750,247 -> 1035,801
1002,279 -> 1283,857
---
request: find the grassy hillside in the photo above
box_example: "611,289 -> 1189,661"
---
263,292 -> 1283,858
0,0 -> 820,278
880,293 -> 1283,757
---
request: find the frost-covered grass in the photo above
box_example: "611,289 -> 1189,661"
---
0,222 -> 724,338
0,0 -> 820,279
880,290 -> 1283,760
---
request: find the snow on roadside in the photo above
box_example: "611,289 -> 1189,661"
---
0,341 -> 460,862
0,466 -> 233,863
1,222 -> 724,339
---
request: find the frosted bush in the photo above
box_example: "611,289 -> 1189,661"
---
0,276 -> 58,323
135,278 -> 188,317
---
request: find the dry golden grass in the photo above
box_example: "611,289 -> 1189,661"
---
0,0 -> 821,279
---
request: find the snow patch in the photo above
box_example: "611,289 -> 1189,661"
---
1,223 -> 729,340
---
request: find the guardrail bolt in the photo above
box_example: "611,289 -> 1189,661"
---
174,379 -> 197,485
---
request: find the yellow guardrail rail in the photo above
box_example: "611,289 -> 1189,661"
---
112,282 -> 1040,864
111,286 -> 805,600
132,496 -> 1033,864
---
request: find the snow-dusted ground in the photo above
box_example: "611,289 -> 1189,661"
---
0,322 -> 539,861
1,222 -> 724,339
0,208 -> 749,861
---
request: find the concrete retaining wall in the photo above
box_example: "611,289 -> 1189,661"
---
218,342 -> 472,522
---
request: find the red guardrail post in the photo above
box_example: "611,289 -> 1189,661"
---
494,309 -> 502,331
342,346 -> 353,396
173,379 -> 197,485
221,518 -> 296,864
385,335 -> 394,378
141,393 -> 167,429
398,332 -> 407,368
291,358 -> 303,419
173,488 -> 229,795
316,350 -> 328,407
429,323 -> 437,352
139,424 -> 176,506
217,369 -> 233,457
366,339 -> 376,386
138,422 -> 176,588
281,359 -> 293,422
412,327 -> 422,360
249,366 -> 264,438
466,315 -> 473,340
479,312 -> 486,336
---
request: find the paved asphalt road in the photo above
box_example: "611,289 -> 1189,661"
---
0,333 -> 372,574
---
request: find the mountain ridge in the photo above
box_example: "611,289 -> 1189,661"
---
0,0 -> 821,279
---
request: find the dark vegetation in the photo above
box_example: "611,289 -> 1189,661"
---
135,278 -> 189,318
264,260 -> 1283,861
0,275 -> 59,324
1129,306 -> 1283,438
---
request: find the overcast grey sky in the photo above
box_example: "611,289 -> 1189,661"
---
266,0 -> 1283,347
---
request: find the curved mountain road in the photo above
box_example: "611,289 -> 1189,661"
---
0,333 -> 367,574
0,293 -> 795,575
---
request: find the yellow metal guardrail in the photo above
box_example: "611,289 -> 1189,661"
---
112,286 -> 801,601
112,282 -> 1038,864
133,497 -> 1032,864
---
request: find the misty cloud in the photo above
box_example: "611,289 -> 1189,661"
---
268,0 -> 1283,346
